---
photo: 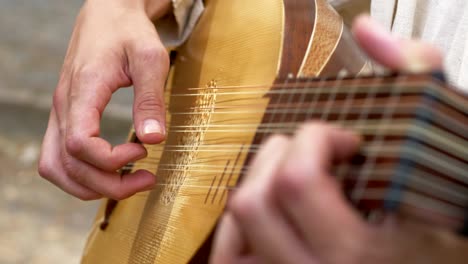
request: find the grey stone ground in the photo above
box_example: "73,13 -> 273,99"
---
0,1 -> 133,263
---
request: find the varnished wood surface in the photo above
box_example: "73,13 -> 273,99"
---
80,1 -> 467,263
83,0 -> 284,263
299,0 -> 344,76
276,0 -> 316,78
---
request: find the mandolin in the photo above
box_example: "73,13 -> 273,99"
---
81,0 -> 468,263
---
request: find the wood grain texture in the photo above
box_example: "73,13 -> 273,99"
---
298,0 -> 343,76
298,0 -> 368,78
276,0 -> 316,78
82,0 -> 284,263
80,1 -> 425,263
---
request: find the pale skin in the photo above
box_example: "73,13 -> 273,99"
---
39,0 -> 173,200
37,0 -> 467,262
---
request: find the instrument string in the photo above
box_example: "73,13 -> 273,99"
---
171,83 -> 425,97
165,122 -> 411,128
132,182 -> 465,218
258,75 -> 292,147
138,137 -> 467,154
350,74 -> 388,203
322,74 -> 344,121
133,108 -> 466,182
310,74 -> 350,184
144,151 -> 468,190
128,148 -> 464,173
175,79 -> 466,114
165,108 -> 467,132
166,79 -> 466,137
341,75 -> 377,198
277,73 -> 302,134
304,77 -> 326,120
143,151 -> 468,175
99,73 -> 467,232
177,75 -> 430,92
335,73 -> 359,125
127,169 -> 468,206
165,82 -> 467,133
356,75 -> 408,204
289,73 -> 313,125
131,157 -> 468,192
124,75 -> 465,214
334,75 -> 360,180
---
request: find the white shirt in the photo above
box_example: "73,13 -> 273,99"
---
372,0 -> 468,91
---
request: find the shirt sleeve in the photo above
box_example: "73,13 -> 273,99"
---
155,0 -> 204,49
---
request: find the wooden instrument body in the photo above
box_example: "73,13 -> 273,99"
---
81,0 -> 468,263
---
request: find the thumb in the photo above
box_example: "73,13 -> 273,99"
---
353,15 -> 443,72
128,40 -> 170,144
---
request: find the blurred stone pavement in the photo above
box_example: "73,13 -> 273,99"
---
0,1 -> 133,263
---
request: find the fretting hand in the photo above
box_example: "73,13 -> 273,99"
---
38,0 -> 172,200
209,16 -> 468,264
211,122 -> 468,264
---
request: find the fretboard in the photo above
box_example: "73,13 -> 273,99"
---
246,72 -> 467,230
108,72 -> 467,233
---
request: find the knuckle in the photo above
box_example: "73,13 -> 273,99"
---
75,65 -> 102,85
135,91 -> 165,112
299,121 -> 343,145
134,42 -> 169,67
38,158 -> 53,180
65,134 -> 84,157
276,158 -> 331,201
52,92 -> 61,109
299,121 -> 330,136
276,155 -> 325,199
264,134 -> 289,147
229,191 -> 257,221
62,156 -> 81,181
101,162 -> 121,173
276,160 -> 308,196
52,89 -> 65,108
61,156 -> 74,174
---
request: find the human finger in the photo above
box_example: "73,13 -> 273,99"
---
126,36 -> 169,144
229,135 -> 316,264
55,74 -> 157,198
210,213 -> 263,264
62,153 -> 156,200
273,123 -> 368,262
38,108 -> 102,200
353,15 -> 443,72
65,69 -> 149,172
210,213 -> 248,264
211,135 -> 293,263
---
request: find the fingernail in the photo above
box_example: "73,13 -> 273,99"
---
403,49 -> 432,73
405,57 -> 428,72
143,119 -> 164,135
